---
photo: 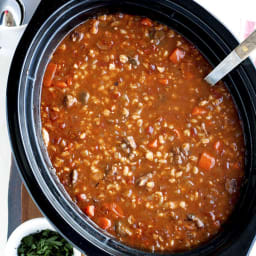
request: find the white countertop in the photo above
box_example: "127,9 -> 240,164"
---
0,0 -> 256,254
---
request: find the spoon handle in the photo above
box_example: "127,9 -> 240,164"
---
205,30 -> 256,86
235,30 -> 256,59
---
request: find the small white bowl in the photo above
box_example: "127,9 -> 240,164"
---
5,217 -> 81,256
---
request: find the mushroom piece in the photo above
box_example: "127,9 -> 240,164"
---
63,95 -> 77,108
136,173 -> 153,187
120,136 -> 137,156
225,178 -> 237,194
128,55 -> 140,66
120,140 -> 131,155
171,146 -> 187,165
70,31 -> 84,42
187,214 -> 204,228
96,40 -> 114,50
78,91 -> 90,105
115,220 -> 133,237
148,29 -> 165,42
154,30 -> 165,41
125,136 -> 137,149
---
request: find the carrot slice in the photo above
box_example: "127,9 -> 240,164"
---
192,106 -> 207,115
169,48 -> 185,64
198,152 -> 215,171
43,63 -> 57,87
84,205 -> 95,218
159,78 -> 169,85
55,81 -> 68,88
141,18 -> 153,27
98,217 -> 111,230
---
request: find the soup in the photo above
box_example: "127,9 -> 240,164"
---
41,14 -> 244,252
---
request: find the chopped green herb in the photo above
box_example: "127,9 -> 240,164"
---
17,229 -> 74,256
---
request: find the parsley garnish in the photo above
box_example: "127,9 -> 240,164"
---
17,229 -> 74,256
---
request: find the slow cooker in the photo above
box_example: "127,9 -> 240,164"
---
7,0 -> 256,255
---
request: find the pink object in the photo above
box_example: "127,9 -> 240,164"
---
241,20 -> 256,66
244,21 -> 256,38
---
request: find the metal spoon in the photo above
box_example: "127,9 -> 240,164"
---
204,30 -> 256,85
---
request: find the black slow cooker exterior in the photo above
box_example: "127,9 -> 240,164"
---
7,0 -> 256,255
